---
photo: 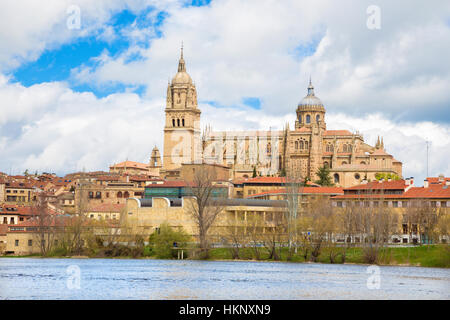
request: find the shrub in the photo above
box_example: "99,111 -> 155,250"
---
148,223 -> 192,259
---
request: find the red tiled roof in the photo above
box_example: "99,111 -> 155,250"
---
371,149 -> 391,156
345,180 -> 406,191
145,180 -> 190,188
110,161 -> 149,170
402,185 -> 450,199
426,177 -> 450,184
247,186 -> 344,198
324,130 -> 353,136
0,205 -> 35,216
3,181 -> 34,189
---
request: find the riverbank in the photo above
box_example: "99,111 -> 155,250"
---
2,245 -> 449,268
207,245 -> 450,268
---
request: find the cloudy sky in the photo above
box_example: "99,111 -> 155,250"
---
0,0 -> 449,185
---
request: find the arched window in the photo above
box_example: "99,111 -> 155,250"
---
124,191 -> 130,198
306,115 -> 311,123
298,115 -> 302,123
305,141 -> 309,149
360,161 -> 366,165
299,140 -> 304,149
267,142 -> 271,154
117,191 -> 123,198
348,144 -> 352,152
316,114 -> 320,123
324,161 -> 329,168
342,161 -> 347,165
295,141 -> 298,149
182,118 -> 185,127
172,119 -> 175,127
334,173 -> 340,184
343,144 -> 347,152
177,119 -> 180,127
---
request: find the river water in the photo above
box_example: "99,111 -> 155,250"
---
0,258 -> 448,299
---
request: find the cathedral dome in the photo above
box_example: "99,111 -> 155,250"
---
172,70 -> 192,85
297,80 -> 325,112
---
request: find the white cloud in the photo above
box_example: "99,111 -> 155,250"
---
71,0 -> 450,123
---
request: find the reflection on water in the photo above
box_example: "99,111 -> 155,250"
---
0,258 -> 448,299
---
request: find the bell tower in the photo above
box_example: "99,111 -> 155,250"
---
163,45 -> 201,171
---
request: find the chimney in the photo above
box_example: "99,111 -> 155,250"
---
405,178 -> 410,186
424,180 -> 429,188
438,174 -> 444,182
446,180 -> 450,186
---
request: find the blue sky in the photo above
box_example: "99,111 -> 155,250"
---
0,0 -> 449,184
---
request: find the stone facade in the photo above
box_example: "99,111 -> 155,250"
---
161,50 -> 402,187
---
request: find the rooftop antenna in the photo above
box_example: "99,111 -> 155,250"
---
426,140 -> 430,177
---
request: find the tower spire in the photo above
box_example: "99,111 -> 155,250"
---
307,77 -> 314,96
178,42 -> 186,72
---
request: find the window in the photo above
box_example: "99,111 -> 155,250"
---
177,119 -> 180,127
343,144 -> 347,152
28,240 -> 32,246
402,224 -> 408,234
306,115 -> 311,123
337,201 -> 343,207
393,201 -> 398,208
354,173 -> 360,180
15,240 -> 19,246
373,201 -> 379,207
182,118 -> 185,126
299,140 -> 304,149
316,114 -> 320,123
10,217 -> 15,224
441,201 -> 447,208
172,119 -> 175,127
298,115 -> 302,123
334,173 -> 340,184
295,141 -> 298,149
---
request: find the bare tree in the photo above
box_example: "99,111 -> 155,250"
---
185,165 -> 225,258
308,196 -> 335,262
33,194 -> 56,256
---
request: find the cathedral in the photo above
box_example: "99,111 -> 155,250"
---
155,48 -> 402,187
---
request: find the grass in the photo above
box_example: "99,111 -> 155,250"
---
207,245 -> 450,268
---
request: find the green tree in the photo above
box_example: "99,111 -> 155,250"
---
301,176 -> 311,187
23,169 -> 29,176
148,223 -> 191,259
252,166 -> 257,178
314,166 -> 334,186
375,172 -> 400,181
